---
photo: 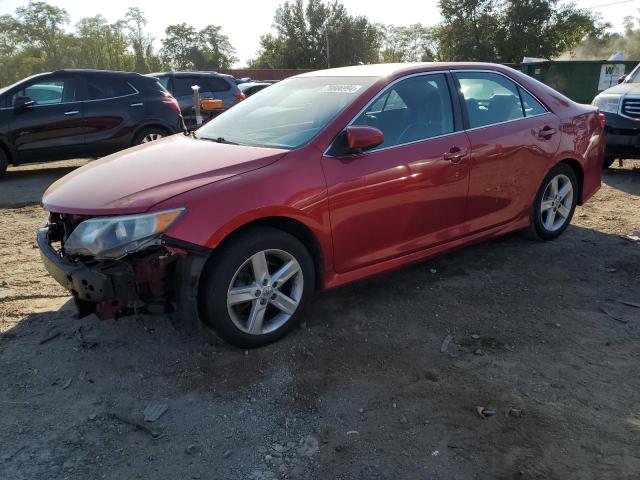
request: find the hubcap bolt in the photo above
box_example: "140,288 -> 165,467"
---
262,279 -> 268,286
271,294 -> 277,300
260,299 -> 267,305
272,282 -> 278,288
255,291 -> 261,297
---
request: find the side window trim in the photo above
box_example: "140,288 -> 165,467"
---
82,78 -> 139,103
340,71 -> 459,154
451,69 -> 550,131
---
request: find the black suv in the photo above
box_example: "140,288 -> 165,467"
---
148,72 -> 245,127
592,62 -> 640,168
0,69 -> 185,176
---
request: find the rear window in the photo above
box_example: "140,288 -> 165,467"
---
205,77 -> 231,92
86,77 -> 136,100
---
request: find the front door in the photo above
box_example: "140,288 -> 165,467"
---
322,73 -> 471,273
8,75 -> 85,162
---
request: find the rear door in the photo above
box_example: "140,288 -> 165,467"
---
453,71 -> 560,231
322,72 -> 471,273
81,74 -> 144,155
8,74 -> 85,162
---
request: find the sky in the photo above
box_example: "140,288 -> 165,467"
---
0,0 -> 638,66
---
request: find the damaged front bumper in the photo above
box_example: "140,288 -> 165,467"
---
37,226 -> 210,324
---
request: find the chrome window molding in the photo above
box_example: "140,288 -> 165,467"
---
0,82 -> 139,110
325,68 -> 554,157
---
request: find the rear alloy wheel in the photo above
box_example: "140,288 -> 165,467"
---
200,227 -> 315,348
133,128 -> 167,146
527,163 -> 578,241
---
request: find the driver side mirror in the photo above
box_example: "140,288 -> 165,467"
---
13,96 -> 35,112
346,125 -> 384,153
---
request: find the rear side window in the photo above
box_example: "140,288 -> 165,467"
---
155,76 -> 170,90
519,88 -> 547,116
455,72 -> 524,128
86,77 -> 136,100
352,73 -> 454,149
205,77 -> 231,92
173,77 -> 202,97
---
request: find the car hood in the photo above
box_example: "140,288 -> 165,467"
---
598,82 -> 640,96
43,134 -> 288,215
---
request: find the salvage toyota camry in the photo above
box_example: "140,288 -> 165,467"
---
38,63 -> 605,348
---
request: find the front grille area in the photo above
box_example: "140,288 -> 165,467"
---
48,212 -> 89,245
622,97 -> 640,119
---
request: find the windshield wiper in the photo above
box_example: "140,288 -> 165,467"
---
212,137 -> 239,145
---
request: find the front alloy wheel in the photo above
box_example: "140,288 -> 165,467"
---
200,226 -> 315,348
227,249 -> 304,335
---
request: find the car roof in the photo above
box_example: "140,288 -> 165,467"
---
52,69 -> 142,77
148,71 -> 224,77
294,62 -> 513,78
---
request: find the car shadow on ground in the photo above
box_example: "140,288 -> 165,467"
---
0,159 -> 88,208
604,163 -> 640,197
1,223 -> 639,479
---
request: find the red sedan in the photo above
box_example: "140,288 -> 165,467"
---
38,63 -> 604,347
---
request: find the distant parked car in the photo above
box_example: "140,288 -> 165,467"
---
592,62 -> 640,168
147,72 -> 245,127
0,69 -> 185,177
238,81 -> 273,97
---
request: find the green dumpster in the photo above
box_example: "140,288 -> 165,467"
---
515,60 -> 639,104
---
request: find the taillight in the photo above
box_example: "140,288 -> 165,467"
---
598,112 -> 606,128
162,97 -> 181,115
234,92 -> 246,101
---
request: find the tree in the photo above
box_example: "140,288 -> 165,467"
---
380,24 -> 436,63
160,23 -> 198,69
251,0 -> 381,69
494,0 -> 600,63
125,7 -> 151,73
14,1 -> 71,69
197,25 -> 238,69
161,23 -> 237,70
434,0 -> 499,61
434,0 -> 600,63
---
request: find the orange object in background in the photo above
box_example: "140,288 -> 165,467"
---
201,98 -> 223,111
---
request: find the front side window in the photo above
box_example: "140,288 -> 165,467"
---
86,77 -> 135,100
13,78 -> 77,105
352,73 -> 454,149
455,72 -> 525,128
197,76 -> 377,149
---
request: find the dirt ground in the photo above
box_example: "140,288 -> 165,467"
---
0,160 -> 639,480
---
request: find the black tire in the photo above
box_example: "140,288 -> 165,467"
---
133,127 -> 168,146
0,148 -> 7,178
603,155 -> 616,169
200,226 -> 315,348
526,163 -> 578,241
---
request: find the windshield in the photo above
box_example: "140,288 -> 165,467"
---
627,66 -> 640,83
196,76 -> 377,149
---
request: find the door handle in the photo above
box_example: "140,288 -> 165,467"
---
443,147 -> 467,164
534,126 -> 557,139
130,102 -> 144,107
63,110 -> 80,116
